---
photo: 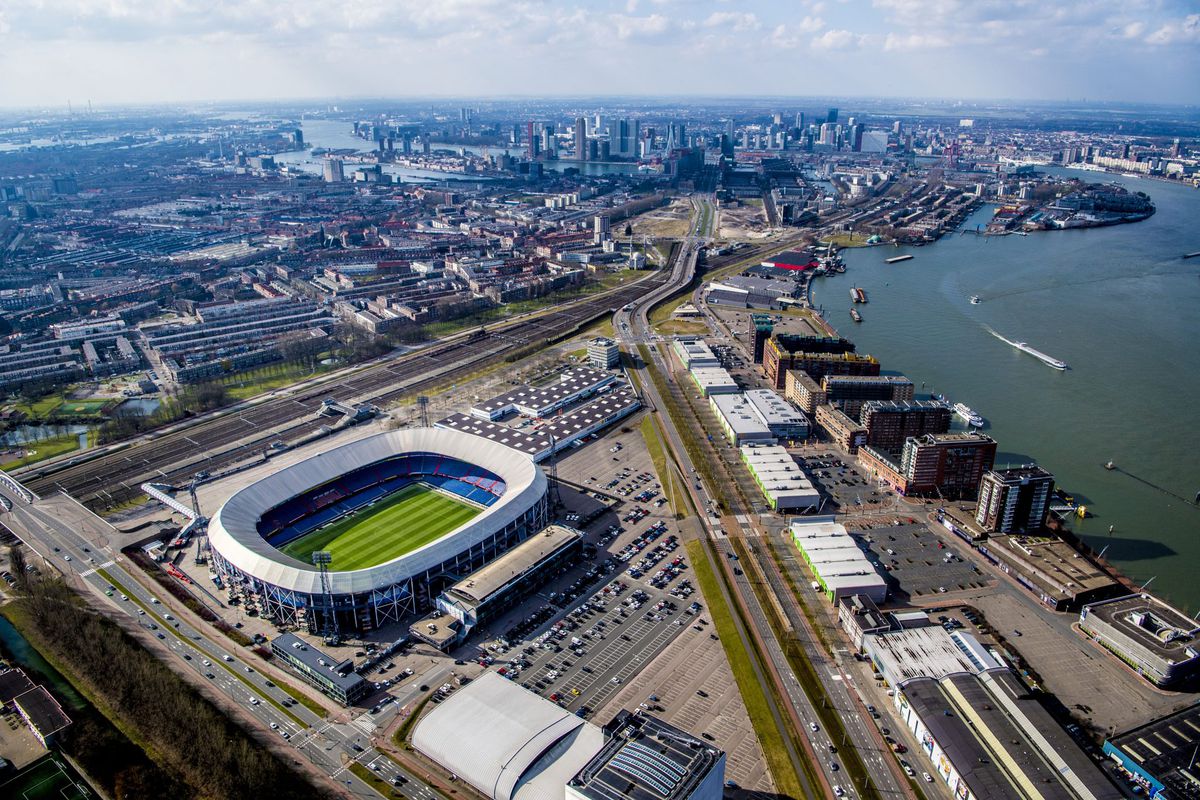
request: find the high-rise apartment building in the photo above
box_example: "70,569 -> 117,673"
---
574,117 -> 588,161
975,466 -> 1055,533
899,433 -> 997,498
322,158 -> 344,183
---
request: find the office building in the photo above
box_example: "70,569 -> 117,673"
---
1080,593 -> 1200,687
586,337 -> 620,369
574,117 -> 588,160
322,157 -> 344,183
898,433 -> 997,498
672,337 -> 719,369
860,400 -> 951,454
975,465 -> 1054,533
419,525 -> 583,648
270,634 -> 370,706
826,107 -> 839,124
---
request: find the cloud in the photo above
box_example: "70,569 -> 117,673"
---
1144,14 -> 1200,45
1118,21 -> 1145,39
610,13 -> 671,40
768,16 -> 825,47
703,11 -> 759,32
882,32 -> 949,51
810,28 -> 863,50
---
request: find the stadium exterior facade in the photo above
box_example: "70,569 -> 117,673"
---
208,428 -> 548,633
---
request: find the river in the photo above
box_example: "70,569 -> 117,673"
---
813,171 -> 1200,611
278,119 -> 642,181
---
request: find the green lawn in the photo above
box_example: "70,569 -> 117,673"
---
51,398 -> 111,417
279,484 -> 481,570
0,755 -> 90,800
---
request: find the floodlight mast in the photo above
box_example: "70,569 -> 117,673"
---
312,551 -> 339,644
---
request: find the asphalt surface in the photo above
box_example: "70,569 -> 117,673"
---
616,198 -> 912,799
0,489 -> 417,800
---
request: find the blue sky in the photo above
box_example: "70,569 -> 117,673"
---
1,0 -> 1197,107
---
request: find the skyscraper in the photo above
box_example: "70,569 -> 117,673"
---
526,121 -> 537,160
574,117 -> 587,161
594,214 -> 611,244
322,158 -> 344,183
826,108 -> 839,124
975,465 -> 1055,533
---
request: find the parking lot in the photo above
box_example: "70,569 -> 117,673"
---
857,523 -> 991,601
794,451 -> 891,511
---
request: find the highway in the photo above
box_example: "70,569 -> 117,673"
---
0,488 -> 428,800
616,195 -> 910,799
20,274 -> 666,512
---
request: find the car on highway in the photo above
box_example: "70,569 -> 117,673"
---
923,772 -> 933,783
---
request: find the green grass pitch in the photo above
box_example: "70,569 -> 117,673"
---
1,756 -> 90,800
278,483 -> 481,570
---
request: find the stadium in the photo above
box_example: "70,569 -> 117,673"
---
207,427 -> 548,633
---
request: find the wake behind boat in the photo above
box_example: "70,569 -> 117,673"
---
989,328 -> 1068,371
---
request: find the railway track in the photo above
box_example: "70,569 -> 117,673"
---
24,276 -> 666,511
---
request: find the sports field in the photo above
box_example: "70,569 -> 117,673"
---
279,483 -> 481,570
0,755 -> 92,800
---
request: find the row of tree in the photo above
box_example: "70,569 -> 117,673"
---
13,577 -> 336,800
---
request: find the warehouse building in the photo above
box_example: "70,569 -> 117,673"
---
743,389 -> 809,440
895,669 -> 1123,800
1104,704 -> 1200,798
790,517 -> 887,602
740,445 -> 819,512
471,368 -> 615,420
978,533 -> 1118,611
689,366 -> 739,397
709,394 -> 775,446
1079,593 -> 1200,687
672,337 -> 719,369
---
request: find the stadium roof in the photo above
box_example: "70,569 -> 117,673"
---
208,427 -> 546,595
412,672 -> 605,800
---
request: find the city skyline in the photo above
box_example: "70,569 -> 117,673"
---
2,0 -> 1199,107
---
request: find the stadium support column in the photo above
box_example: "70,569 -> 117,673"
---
312,551 -> 340,645
547,433 -> 563,511
418,396 -> 430,428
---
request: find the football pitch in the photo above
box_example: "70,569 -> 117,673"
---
1,755 -> 91,800
279,483 -> 481,570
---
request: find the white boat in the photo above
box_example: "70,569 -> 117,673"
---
952,402 -> 984,428
969,295 -> 981,305
989,329 -> 1069,371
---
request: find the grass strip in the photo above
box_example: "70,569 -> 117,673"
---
686,540 -> 808,800
394,692 -> 434,749
729,539 -> 881,800
639,415 -> 689,519
349,762 -> 403,797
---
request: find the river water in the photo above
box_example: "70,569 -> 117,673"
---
279,120 -> 641,181
813,172 -> 1200,611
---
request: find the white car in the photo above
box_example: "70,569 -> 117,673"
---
923,772 -> 933,783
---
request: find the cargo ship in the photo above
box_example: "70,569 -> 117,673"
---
885,255 -> 914,264
850,287 -> 868,303
849,308 -> 862,323
989,329 -> 1068,370
952,402 -> 984,428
